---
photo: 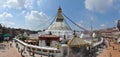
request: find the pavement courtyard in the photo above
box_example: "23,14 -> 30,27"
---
0,38 -> 120,57
0,42 -> 21,57
97,38 -> 120,57
0,41 -> 47,57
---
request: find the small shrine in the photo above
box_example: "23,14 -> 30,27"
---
68,36 -> 88,57
39,32 -> 60,47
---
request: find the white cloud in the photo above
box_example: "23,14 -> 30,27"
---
25,10 -> 48,22
85,0 -> 114,13
3,0 -> 24,9
3,0 -> 33,9
100,24 -> 107,29
0,0 -> 7,8
25,10 -> 49,30
37,0 -> 41,6
78,20 -> 84,27
22,11 -> 26,14
75,20 -> 85,30
0,21 -> 15,27
24,0 -> 33,9
115,20 -> 118,24
101,24 -> 105,27
0,12 -> 13,19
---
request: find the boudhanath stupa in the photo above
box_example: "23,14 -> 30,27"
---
45,7 -> 73,38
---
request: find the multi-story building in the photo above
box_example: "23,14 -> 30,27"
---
101,27 -> 119,39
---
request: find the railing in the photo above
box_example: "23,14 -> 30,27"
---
14,38 -> 58,51
92,38 -> 104,47
13,38 -> 60,56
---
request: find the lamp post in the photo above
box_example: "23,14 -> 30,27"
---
90,17 -> 93,40
117,20 -> 120,52
90,17 -> 94,57
117,20 -> 120,31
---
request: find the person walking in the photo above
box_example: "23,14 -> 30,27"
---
10,42 -> 12,47
109,53 -> 112,57
113,46 -> 115,50
16,43 -> 18,48
18,46 -> 20,52
48,53 -> 50,57
29,50 -> 31,55
32,50 -> 35,57
21,49 -> 23,56
109,41 -> 111,47
51,54 -> 54,57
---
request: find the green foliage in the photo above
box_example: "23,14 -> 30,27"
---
33,39 -> 39,45
19,36 -> 29,41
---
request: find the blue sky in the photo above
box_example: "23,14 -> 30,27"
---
0,0 -> 120,31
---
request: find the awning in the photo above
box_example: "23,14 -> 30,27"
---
3,34 -> 10,37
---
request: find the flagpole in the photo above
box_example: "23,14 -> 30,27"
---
90,17 -> 94,46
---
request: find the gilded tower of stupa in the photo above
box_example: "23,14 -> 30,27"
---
45,7 -> 73,38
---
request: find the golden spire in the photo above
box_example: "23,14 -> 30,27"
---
58,7 -> 62,13
56,7 -> 64,22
